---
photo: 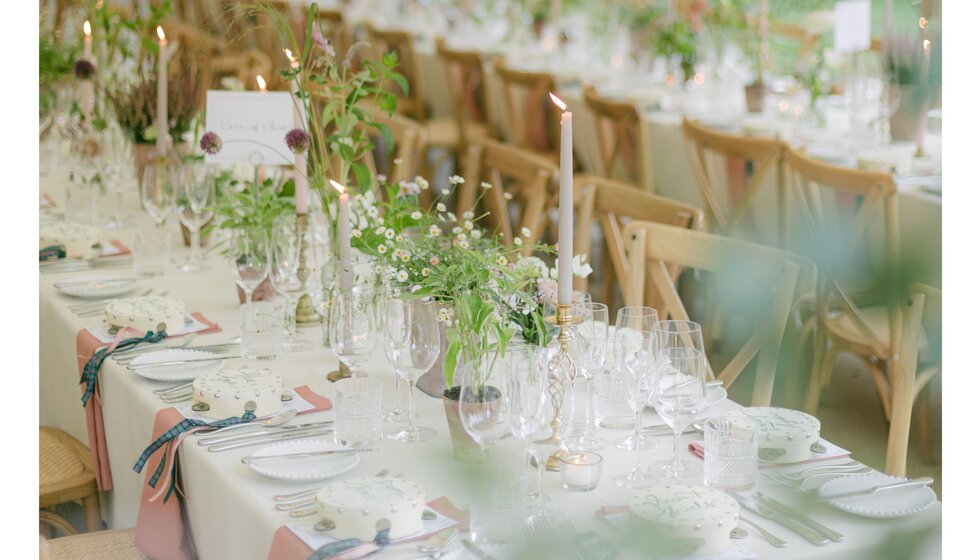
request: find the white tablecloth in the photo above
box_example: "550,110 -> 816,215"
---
39,165 -> 940,559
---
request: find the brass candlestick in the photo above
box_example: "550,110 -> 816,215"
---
539,302 -> 581,471
327,361 -> 351,382
294,213 -> 320,325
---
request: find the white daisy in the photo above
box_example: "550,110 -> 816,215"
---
464,220 -> 474,230
410,211 -> 422,220
436,203 -> 446,212
449,175 -> 465,185
415,176 -> 429,190
514,237 -> 523,246
480,181 -> 492,189
496,256 -> 508,266
429,256 -> 440,266
428,225 -> 441,237
521,227 -> 532,238
395,234 -> 404,243
441,189 -> 450,196
421,267 -> 430,277
377,244 -> 388,254
352,229 -> 362,238
396,270 -> 409,282
463,211 -> 474,220
384,228 -> 395,239
470,230 -> 482,239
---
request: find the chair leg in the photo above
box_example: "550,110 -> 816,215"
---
804,337 -> 835,415
866,358 -> 893,422
916,376 -> 941,466
885,360 -> 916,477
82,494 -> 102,532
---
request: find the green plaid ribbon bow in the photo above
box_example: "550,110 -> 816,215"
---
80,330 -> 167,407
309,527 -> 391,560
133,411 -> 256,503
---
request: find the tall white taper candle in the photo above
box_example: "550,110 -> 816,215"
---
82,20 -> 93,129
550,92 -> 573,305
155,26 -> 169,157
330,180 -> 353,291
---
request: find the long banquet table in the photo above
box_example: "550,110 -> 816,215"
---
39,166 -> 941,559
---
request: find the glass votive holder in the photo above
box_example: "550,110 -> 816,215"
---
560,451 -> 602,492
703,417 -> 758,491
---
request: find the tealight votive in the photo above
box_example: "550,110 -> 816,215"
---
560,451 -> 602,491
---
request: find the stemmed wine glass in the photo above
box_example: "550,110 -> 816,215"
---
326,285 -> 377,378
613,306 -> 659,451
566,302 -> 609,451
613,328 -> 660,489
230,228 -> 271,305
270,215 -> 315,352
650,320 -> 708,481
384,298 -> 440,442
505,343 -> 549,510
101,124 -> 132,229
177,163 -> 215,273
140,156 -> 178,227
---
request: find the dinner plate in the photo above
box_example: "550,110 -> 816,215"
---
129,349 -> 225,382
247,439 -> 359,482
818,472 -> 937,518
55,275 -> 138,299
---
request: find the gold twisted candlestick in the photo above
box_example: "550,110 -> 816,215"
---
539,302 -> 581,471
294,213 -> 320,325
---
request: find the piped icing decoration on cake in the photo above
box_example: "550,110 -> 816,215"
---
104,295 -> 186,334
727,407 -> 820,462
629,485 -> 738,555
40,222 -> 101,259
316,477 -> 426,541
192,366 -> 283,419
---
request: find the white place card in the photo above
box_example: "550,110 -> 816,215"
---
834,0 -> 871,53
204,91 -> 297,166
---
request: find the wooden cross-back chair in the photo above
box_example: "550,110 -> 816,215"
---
622,221 -> 817,406
581,85 -> 652,191
492,59 -> 559,161
460,138 -> 558,251
886,284 -> 941,477
784,146 -> 902,419
572,174 -> 704,307
681,118 -> 789,248
362,112 -> 429,186
435,38 -> 493,154
364,24 -> 427,123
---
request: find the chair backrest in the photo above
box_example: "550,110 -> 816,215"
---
492,58 -> 558,158
460,138 -> 558,249
436,38 -> 493,148
211,48 -> 274,89
573,174 -> 704,301
362,112 -> 429,185
784,144 -> 901,359
364,24 -> 426,122
681,118 -> 788,247
581,85 -> 651,190
622,220 -> 817,406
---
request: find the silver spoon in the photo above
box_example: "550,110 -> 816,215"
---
196,409 -> 298,437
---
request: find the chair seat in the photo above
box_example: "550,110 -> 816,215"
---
824,305 -> 927,358
39,427 -> 97,508
40,430 -> 86,487
43,529 -> 148,560
425,118 -> 488,148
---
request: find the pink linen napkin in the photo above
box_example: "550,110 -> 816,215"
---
106,239 -> 131,256
75,313 -> 221,491
136,385 -> 332,560
266,497 -> 469,560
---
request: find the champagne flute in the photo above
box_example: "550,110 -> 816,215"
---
140,156 -> 177,227
327,285 -> 377,378
650,320 -> 708,481
270,215 -> 315,351
384,298 -> 440,442
613,334 -> 659,488
230,228 -> 271,305
566,302 -> 609,451
177,163 -> 215,273
613,306 -> 659,451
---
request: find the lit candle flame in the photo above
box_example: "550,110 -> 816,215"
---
923,39 -> 931,51
548,92 -> 567,112
83,20 -> 91,36
156,26 -> 166,42
256,74 -> 267,91
329,180 -> 347,194
283,48 -> 294,62
919,17 -> 928,29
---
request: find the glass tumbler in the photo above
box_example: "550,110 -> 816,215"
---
593,368 -> 636,430
240,300 -> 286,361
703,417 -> 758,491
133,231 -> 171,277
333,377 -> 384,450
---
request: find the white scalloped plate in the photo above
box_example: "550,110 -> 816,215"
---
129,349 -> 225,382
55,275 -> 139,298
248,439 -> 359,482
819,472 -> 937,518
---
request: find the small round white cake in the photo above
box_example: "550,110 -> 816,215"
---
728,407 -> 821,463
629,485 -> 739,556
192,366 -> 283,419
40,222 -> 101,259
316,477 -> 426,541
105,296 -> 186,334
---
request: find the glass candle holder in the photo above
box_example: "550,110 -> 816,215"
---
560,451 -> 603,492
703,417 -> 758,491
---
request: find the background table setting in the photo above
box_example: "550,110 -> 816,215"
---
37,0 -> 944,559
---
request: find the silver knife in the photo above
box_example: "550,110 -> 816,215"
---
241,448 -> 367,464
127,354 -> 237,369
198,422 -> 334,446
461,538 -> 497,560
754,492 -> 845,542
818,477 -> 933,501
731,493 -> 829,545
207,429 -> 335,452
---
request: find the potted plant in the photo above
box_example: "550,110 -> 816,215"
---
885,34 -> 935,141
654,20 -> 700,86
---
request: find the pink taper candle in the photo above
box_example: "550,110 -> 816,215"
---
550,92 -> 573,306
286,49 -> 309,214
330,180 -> 353,291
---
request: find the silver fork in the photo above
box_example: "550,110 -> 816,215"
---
766,466 -> 872,491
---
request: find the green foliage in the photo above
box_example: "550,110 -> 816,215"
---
655,20 -> 699,83
213,173 -> 296,236
39,37 -> 77,115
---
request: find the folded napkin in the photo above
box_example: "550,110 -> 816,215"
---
135,386 -> 332,560
103,239 -> 131,257
687,439 -> 850,467
267,497 -> 468,560
75,314 -> 221,491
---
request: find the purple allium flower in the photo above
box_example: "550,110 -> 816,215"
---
74,58 -> 96,80
199,131 -> 223,155
285,128 -> 310,154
